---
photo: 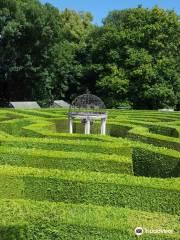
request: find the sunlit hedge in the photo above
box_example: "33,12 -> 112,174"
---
0,109 -> 179,239
132,144 -> 180,178
0,199 -> 179,240
0,166 -> 179,214
0,147 -> 133,174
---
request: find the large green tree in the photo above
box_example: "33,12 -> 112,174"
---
84,7 -> 180,109
0,0 -> 92,105
0,0 -> 61,102
0,3 -> 180,109
51,9 -> 93,101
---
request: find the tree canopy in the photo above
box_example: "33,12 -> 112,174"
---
85,7 -> 180,109
0,1 -> 179,109
0,0 -> 92,105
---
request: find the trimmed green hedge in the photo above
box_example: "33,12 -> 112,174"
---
128,127 -> 180,151
0,166 -> 179,214
119,119 -> 180,137
13,109 -> 61,118
0,225 -> 28,240
132,146 -> 180,178
0,109 -> 179,239
0,119 -> 43,137
149,125 -> 179,138
0,136 -> 132,156
0,147 -> 133,174
25,120 -> 120,142
0,199 -> 179,240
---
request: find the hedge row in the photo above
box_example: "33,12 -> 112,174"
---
128,127 -> 180,151
108,121 -> 178,140
1,124 -> 179,178
0,119 -> 44,138
0,109 -> 179,240
7,108 -> 180,136
149,125 -> 180,138
0,146 -> 133,174
132,144 -> 180,178
0,199 -> 179,240
0,166 -> 179,214
0,135 -> 132,156
0,117 -> 9,122
111,110 -> 180,125
2,109 -> 180,148
13,109 -> 62,118
1,117 -> 179,178
23,115 -> 133,141
118,119 -> 180,137
25,120 -> 121,142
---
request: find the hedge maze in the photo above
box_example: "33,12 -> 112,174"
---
0,109 -> 179,239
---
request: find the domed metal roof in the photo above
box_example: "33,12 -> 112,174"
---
70,93 -> 105,110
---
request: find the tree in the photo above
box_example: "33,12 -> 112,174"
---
96,65 -> 129,107
85,7 -> 180,109
0,0 -> 63,103
0,0 -> 93,105
53,9 -> 93,101
0,3 -> 180,109
59,9 -> 93,43
143,84 -> 176,109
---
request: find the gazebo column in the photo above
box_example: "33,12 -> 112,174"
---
84,118 -> 91,134
69,117 -> 73,134
101,118 -> 106,135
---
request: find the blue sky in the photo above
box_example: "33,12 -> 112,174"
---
40,0 -> 180,25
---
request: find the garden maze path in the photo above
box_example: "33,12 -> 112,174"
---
0,109 -> 179,239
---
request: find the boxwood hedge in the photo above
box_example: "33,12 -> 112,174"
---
0,147 -> 133,174
128,127 -> 180,151
132,146 -> 180,178
0,199 -> 179,240
0,166 -> 179,215
0,109 -> 179,239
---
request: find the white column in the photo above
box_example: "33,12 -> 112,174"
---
69,117 -> 73,134
101,118 -> 106,135
84,118 -> 91,134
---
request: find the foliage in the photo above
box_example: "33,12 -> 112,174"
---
1,2 -> 180,109
0,146 -> 133,174
0,199 -> 179,240
132,145 -> 180,178
0,0 -> 92,104
0,109 -> 179,238
0,165 -> 179,215
128,125 -> 180,151
96,65 -> 129,107
84,7 -> 180,109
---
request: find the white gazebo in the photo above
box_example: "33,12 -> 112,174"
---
68,93 -> 107,135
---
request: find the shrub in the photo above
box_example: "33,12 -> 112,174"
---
0,147 -> 133,175
0,166 -> 179,215
0,199 -> 179,240
132,145 -> 180,178
128,126 -> 180,151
